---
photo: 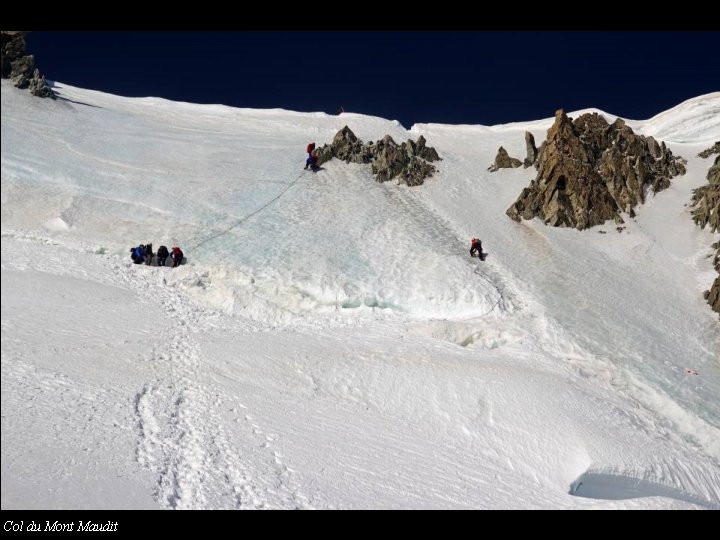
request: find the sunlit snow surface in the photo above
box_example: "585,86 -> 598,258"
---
2,81 -> 719,509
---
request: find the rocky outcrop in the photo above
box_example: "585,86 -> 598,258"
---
523,131 -> 538,168
413,135 -> 441,162
1,31 -> 24,76
505,109 -> 686,229
703,242 -> 720,315
706,276 -> 720,315
1,31 -> 54,98
698,142 -> 720,159
315,126 -> 441,186
488,147 -> 522,172
710,155 -> 720,186
27,68 -> 53,98
320,125 -> 369,164
692,144 -> 720,317
690,153 -> 720,233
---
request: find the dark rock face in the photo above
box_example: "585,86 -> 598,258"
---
523,131 -> 538,168
28,68 -> 53,98
703,242 -> 720,316
488,147 -> 522,172
372,135 -> 411,182
323,125 -> 369,164
505,109 -> 686,230
1,31 -> 54,99
706,275 -> 720,315
709,155 -> 720,185
690,155 -> 720,233
8,54 -> 33,84
315,126 -> 441,186
1,31 -> 25,77
414,135 -> 440,162
698,141 -> 720,159
693,144 -> 720,317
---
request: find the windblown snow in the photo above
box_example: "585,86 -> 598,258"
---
2,81 -> 719,509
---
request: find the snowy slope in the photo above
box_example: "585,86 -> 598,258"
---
2,80 -> 719,509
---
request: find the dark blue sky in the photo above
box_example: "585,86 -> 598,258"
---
27,32 -> 719,128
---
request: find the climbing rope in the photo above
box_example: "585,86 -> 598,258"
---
187,169 -> 308,252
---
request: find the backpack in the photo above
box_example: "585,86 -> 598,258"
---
172,247 -> 182,257
307,142 -> 315,154
158,245 -> 169,258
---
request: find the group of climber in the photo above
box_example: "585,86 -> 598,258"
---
127,138 -> 480,273
130,243 -> 184,268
